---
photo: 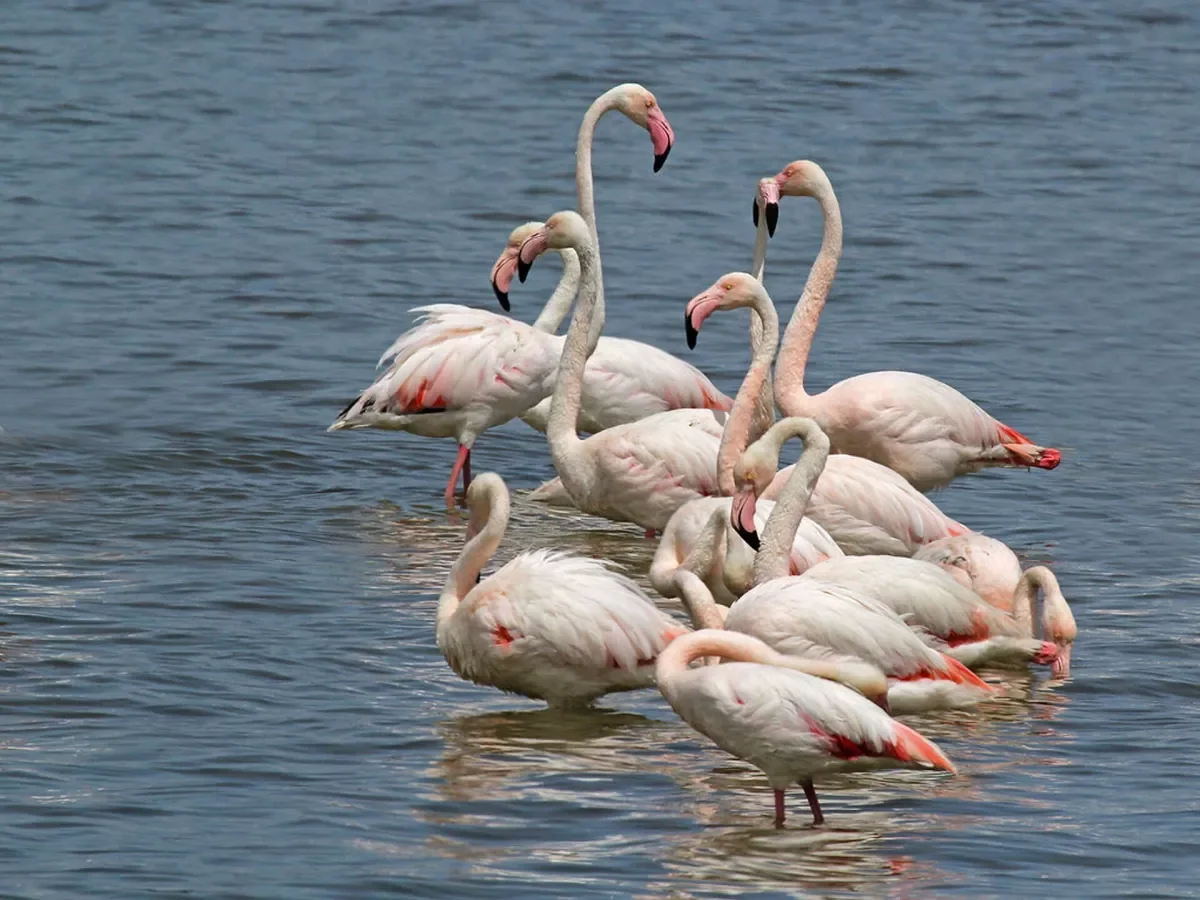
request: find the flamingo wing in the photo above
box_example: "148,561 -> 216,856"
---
332,305 -> 558,433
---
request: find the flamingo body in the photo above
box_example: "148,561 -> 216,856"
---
914,533 -> 1023,613
726,578 -> 992,714
762,453 -> 968,556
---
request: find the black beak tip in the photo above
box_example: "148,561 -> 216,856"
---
684,312 -> 698,350
653,145 -> 671,173
752,200 -> 760,227
735,524 -> 760,552
517,259 -> 531,283
491,281 -> 510,311
766,202 -> 779,238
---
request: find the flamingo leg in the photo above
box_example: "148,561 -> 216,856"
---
774,789 -> 786,828
445,444 -> 470,508
801,778 -> 824,826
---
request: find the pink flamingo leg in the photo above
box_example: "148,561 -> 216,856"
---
444,444 -> 470,508
774,789 -> 786,828
802,778 -> 824,826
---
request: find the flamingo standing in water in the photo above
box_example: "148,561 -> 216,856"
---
516,212 -> 728,536
656,625 -> 956,827
490,228 -> 730,437
330,83 -> 677,507
759,160 -> 1061,491
436,472 -> 688,707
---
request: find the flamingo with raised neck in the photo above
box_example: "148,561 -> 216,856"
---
762,159 -> 1061,491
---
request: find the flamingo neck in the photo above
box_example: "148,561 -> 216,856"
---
748,203 -> 776,446
546,240 -> 602,495
576,87 -> 625,250
531,249 -> 582,333
657,629 -> 887,699
1013,566 -> 1076,643
718,290 -> 780,495
674,568 -> 727,631
438,481 -> 510,627
752,418 -> 830,585
774,175 -> 843,417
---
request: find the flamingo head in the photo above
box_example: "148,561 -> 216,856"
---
516,211 -> 590,283
727,438 -> 777,551
1036,568 -> 1077,678
490,221 -> 544,311
763,160 -> 833,234
684,272 -> 764,349
751,176 -> 781,237
611,83 -> 675,171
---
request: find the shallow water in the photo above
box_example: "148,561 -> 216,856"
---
2,1 -> 1199,896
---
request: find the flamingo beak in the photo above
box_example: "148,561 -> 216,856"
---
489,248 -> 519,311
647,106 -> 675,172
516,228 -> 550,283
759,179 -> 781,238
684,287 -> 724,350
1050,644 -> 1072,678
874,694 -> 891,715
730,487 -> 759,551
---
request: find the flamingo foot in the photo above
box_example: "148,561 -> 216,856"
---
445,444 -> 470,508
774,789 -> 786,828
801,778 -> 824,826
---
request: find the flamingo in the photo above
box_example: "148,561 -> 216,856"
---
687,256 -> 972,557
656,624 -> 956,827
761,160 -> 1061,491
492,233 -> 730,436
515,212 -> 728,536
436,471 -> 688,707
330,83 -> 673,507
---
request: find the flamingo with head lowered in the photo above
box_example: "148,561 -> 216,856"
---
329,83 -> 676,508
657,624 -> 956,827
436,471 -> 688,707
759,160 -> 1061,492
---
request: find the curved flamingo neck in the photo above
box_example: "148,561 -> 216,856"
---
657,629 -> 886,697
718,288 -> 780,495
547,239 -> 602,495
674,568 -> 727,631
532,249 -> 582,333
1012,566 -> 1075,641
752,418 -> 831,585
774,173 -> 843,417
576,87 -> 626,249
438,479 -> 510,626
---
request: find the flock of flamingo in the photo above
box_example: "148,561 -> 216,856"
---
329,84 -> 1075,827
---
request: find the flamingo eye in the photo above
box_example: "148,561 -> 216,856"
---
645,95 -> 655,108
722,282 -> 734,291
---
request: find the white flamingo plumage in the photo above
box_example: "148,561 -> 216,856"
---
760,162 -> 1061,491
914,532 -> 1024,612
492,237 -> 730,435
803,555 -> 1070,671
656,624 -> 956,827
436,472 -> 688,707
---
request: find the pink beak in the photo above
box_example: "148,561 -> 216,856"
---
684,286 -> 724,349
730,487 -> 759,551
516,229 -> 550,283
489,249 -> 519,311
1050,644 -> 1072,678
647,106 -> 675,172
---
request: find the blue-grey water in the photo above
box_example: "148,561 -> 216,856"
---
2,1 -> 1198,897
